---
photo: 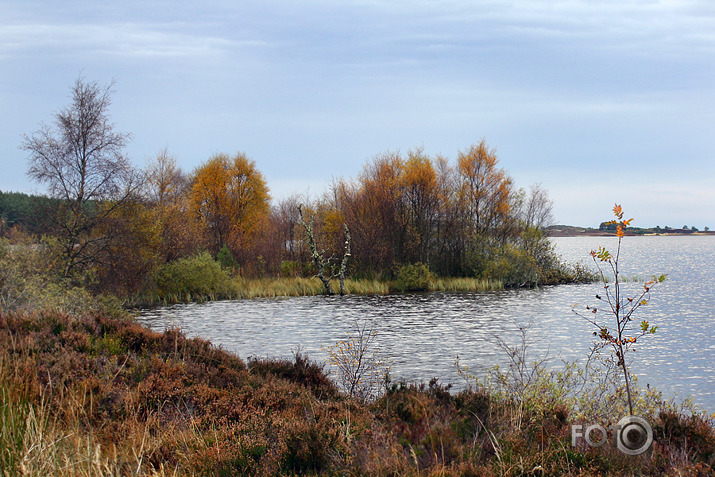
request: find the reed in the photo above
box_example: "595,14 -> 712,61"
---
342,279 -> 390,295
232,277 -> 392,298
132,276 -> 507,307
429,277 -> 504,292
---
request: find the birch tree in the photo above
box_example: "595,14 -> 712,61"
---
22,77 -> 138,278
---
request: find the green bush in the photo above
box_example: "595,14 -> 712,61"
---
153,251 -> 230,300
393,262 -> 433,292
539,261 -> 597,285
482,244 -> 540,288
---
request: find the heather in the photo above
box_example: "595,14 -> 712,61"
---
1,308 -> 713,476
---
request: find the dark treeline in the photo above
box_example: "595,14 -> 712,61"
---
0,190 -> 58,235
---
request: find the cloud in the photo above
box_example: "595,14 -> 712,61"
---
0,22 -> 262,61
2,0 -> 713,230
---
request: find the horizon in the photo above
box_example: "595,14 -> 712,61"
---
2,1 -> 714,229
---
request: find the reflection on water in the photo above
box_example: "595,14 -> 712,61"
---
137,236 -> 715,412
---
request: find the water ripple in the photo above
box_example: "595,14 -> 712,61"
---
138,236 -> 715,412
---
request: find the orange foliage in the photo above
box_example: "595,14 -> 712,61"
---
190,153 -> 271,260
400,150 -> 439,263
456,140 -> 513,237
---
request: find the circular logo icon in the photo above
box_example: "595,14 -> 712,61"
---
616,416 -> 653,455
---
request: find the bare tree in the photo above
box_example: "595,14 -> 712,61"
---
143,148 -> 188,205
522,183 -> 554,230
21,77 -> 138,278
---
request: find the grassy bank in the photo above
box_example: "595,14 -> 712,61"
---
1,309 -> 713,476
135,276 -> 509,306
136,248 -> 597,306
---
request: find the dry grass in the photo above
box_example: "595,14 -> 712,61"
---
429,277 -> 504,293
231,277 -> 393,298
138,276 -> 506,306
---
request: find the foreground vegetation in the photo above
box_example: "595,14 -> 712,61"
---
1,306 -> 713,476
0,204 -> 710,475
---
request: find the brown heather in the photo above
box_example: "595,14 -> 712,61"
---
1,310 -> 713,476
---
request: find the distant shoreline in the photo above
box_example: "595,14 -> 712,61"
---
547,225 -> 715,237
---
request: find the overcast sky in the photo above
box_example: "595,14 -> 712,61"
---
2,0 -> 714,228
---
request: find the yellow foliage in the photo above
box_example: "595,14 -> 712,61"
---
190,153 -> 271,255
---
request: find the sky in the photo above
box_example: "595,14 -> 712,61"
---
2,0 -> 714,228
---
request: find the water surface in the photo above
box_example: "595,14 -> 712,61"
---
138,235 -> 715,411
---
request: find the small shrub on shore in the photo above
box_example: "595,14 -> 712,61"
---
393,262 -> 433,292
153,251 -> 231,300
481,244 -> 540,288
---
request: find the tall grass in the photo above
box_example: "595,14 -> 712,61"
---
0,352 -> 121,476
137,276 -> 505,306
231,277 -> 329,298
1,355 -> 27,474
429,277 -> 504,292
230,277 -> 393,298
136,277 -> 392,305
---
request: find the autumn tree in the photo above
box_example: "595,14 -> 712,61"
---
90,150 -> 196,295
142,150 -> 201,262
258,141 -> 559,284
336,152 -> 404,276
456,140 -> 513,240
144,148 -> 188,205
399,149 -> 439,265
21,77 -> 139,278
268,194 -> 307,273
431,156 -> 466,276
190,153 -> 270,263
518,183 -> 554,230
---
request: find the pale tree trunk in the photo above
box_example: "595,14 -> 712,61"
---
297,206 -> 351,296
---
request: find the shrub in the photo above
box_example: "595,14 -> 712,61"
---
153,251 -> 230,300
393,262 -> 433,292
248,351 -> 339,399
481,244 -> 539,288
279,260 -> 313,278
539,261 -> 597,285
654,410 -> 715,465
328,319 -> 390,401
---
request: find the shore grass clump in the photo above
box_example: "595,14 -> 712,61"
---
429,276 -> 504,292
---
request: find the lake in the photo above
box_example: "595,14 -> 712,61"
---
137,235 -> 715,412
